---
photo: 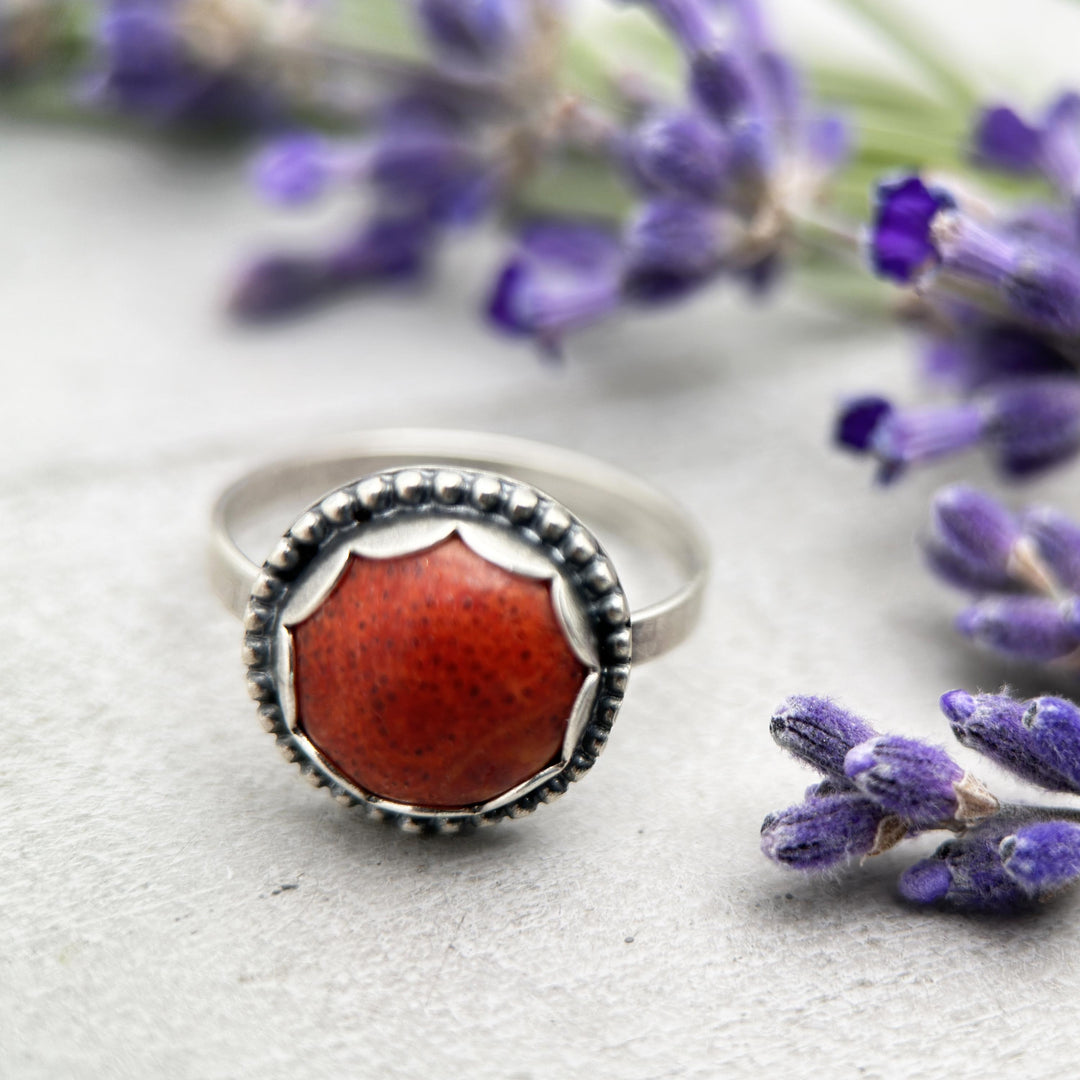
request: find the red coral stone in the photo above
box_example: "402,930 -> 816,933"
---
290,534 -> 588,809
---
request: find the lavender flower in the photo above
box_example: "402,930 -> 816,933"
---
869,175 -> 955,284
1000,821 -> 1080,897
253,134 -> 335,205
835,397 -> 984,484
760,792 -> 895,872
229,215 -> 431,320
972,93 -> 1080,203
483,0 -> 849,351
956,596 -> 1079,664
623,109 -> 730,202
769,695 -> 877,778
850,91 -> 1080,488
1022,507 -> 1080,594
621,197 -> 726,302
486,221 -> 623,355
922,485 -> 1021,594
843,735 -> 972,828
415,0 -> 524,70
835,379 -> 1080,483
84,0 -> 275,126
941,690 -> 1080,794
899,831 -> 1030,915
918,487 -> 1080,668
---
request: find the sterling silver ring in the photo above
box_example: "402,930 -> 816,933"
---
209,430 -> 708,831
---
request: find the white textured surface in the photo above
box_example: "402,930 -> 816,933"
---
6,116 -> 1080,1080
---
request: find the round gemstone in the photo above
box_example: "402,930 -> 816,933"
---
290,534 -> 588,808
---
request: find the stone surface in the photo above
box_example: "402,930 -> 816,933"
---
11,13 -> 1080,1071
291,535 -> 587,807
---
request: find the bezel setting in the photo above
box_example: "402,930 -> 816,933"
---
242,466 -> 632,831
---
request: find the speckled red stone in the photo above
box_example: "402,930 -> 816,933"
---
290,535 -> 587,809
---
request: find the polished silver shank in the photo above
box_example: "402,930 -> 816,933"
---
209,429 -> 708,664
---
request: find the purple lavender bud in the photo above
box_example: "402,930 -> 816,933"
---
639,0 -> 716,54
328,216 -> 433,281
625,110 -> 730,202
1004,249 -> 1080,334
1039,92 -> 1080,197
922,485 -> 1020,594
869,175 -> 955,284
1018,696 -> 1080,791
486,221 -> 623,352
834,395 -> 893,452
91,2 -> 197,118
252,134 -> 331,205
899,832 -> 1029,914
804,777 -> 858,799
760,793 -> 890,872
690,46 -> 754,124
89,1 -> 272,125
229,215 -> 431,320
942,690 -> 1080,794
844,736 -> 965,827
932,213 -> 1021,285
985,378 -> 1080,477
961,324 -> 1071,391
769,695 -> 877,778
1000,821 -> 1080,897
1006,203 -> 1078,248
932,213 -> 1080,335
805,112 -> 850,171
415,0 -> 521,68
371,124 -> 491,225
724,120 -> 773,210
735,250 -> 785,297
757,50 -> 801,132
621,198 -> 723,302
1022,506 -> 1080,593
971,106 -> 1043,173
957,595 -> 1079,663
228,255 -> 332,321
868,402 -> 986,484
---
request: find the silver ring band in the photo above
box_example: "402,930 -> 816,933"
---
209,429 -> 708,663
209,429 -> 708,828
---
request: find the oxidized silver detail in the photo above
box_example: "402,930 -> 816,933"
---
241,466 -> 632,832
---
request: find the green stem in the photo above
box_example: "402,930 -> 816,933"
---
829,0 -> 979,114
993,804 -> 1080,827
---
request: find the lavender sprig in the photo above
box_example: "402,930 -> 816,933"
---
836,92 -> 1080,486
762,691 -> 1080,914
919,485 -> 1080,670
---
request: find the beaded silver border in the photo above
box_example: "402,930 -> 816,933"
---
241,466 -> 631,832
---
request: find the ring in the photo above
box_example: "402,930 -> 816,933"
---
209,430 -> 708,831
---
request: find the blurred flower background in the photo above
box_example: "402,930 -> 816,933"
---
10,0 -> 1080,914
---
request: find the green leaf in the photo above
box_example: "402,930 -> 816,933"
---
827,0 -> 979,113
